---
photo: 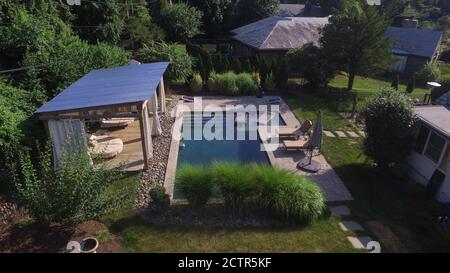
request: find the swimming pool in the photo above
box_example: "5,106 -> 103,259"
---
177,112 -> 285,166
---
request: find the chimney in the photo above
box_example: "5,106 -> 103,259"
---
402,19 -> 419,29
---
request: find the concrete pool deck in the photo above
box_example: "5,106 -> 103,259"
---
163,96 -> 353,203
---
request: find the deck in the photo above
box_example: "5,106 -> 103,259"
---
93,120 -> 144,171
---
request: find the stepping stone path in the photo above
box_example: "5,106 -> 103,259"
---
358,131 -> 366,137
346,131 -> 360,138
323,130 -> 335,137
347,236 -> 373,249
330,205 -> 379,252
339,221 -> 364,232
334,131 -> 347,137
330,205 -> 351,216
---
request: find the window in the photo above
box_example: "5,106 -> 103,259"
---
439,144 -> 450,172
424,132 -> 446,163
414,125 -> 430,154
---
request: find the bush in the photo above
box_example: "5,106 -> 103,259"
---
177,165 -> 213,208
207,72 -> 219,92
137,41 -> 193,83
235,73 -> 258,95
415,61 -> 441,84
210,162 -> 258,213
14,141 -> 129,225
216,72 -> 239,95
362,88 -> 416,171
149,185 -> 170,212
190,73 -> 203,92
252,164 -> 325,222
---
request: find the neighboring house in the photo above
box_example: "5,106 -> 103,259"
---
231,16 -> 328,60
279,4 -> 305,17
231,16 -> 443,75
386,27 -> 443,75
408,106 -> 450,203
435,91 -> 450,110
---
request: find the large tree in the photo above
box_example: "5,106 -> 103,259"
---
233,0 -> 280,27
188,0 -> 235,37
320,0 -> 392,91
159,2 -> 203,42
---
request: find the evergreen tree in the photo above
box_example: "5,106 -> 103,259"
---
232,58 -> 242,73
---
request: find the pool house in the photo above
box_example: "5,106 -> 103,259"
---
35,62 -> 169,171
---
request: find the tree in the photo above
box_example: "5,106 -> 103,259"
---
137,42 -> 194,83
233,0 -> 280,27
362,88 -> 416,171
159,2 -> 203,42
272,58 -> 289,88
14,141 -> 130,225
286,43 -> 335,88
320,0 -> 392,91
415,61 -> 441,84
406,76 -> 415,93
317,0 -> 341,16
72,0 -> 125,44
187,0 -> 235,37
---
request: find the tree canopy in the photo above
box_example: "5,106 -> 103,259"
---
320,0 -> 392,90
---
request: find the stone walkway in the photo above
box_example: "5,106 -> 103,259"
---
323,130 -> 366,138
329,205 -> 378,252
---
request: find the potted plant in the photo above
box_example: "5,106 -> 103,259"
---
79,237 -> 99,253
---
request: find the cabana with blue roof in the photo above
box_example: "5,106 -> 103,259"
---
36,61 -> 170,171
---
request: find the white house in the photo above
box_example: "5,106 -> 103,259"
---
408,106 -> 450,202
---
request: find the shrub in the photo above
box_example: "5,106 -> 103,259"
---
137,41 -> 193,83
177,165 -> 213,207
190,73 -> 203,92
362,88 -> 416,171
14,141 -> 129,225
207,72 -> 219,92
415,61 -> 441,84
149,184 -> 170,212
263,74 -> 276,92
252,164 -> 325,222
210,162 -> 258,213
216,72 -> 239,95
235,73 -> 258,95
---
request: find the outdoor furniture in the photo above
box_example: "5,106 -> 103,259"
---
181,95 -> 195,102
282,112 -> 323,173
277,120 -> 313,138
100,117 -> 136,128
88,134 -> 124,159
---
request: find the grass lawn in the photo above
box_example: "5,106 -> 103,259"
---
102,157 -> 358,253
329,74 -> 429,98
284,90 -> 450,252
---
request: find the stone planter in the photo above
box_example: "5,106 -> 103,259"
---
79,237 -> 99,253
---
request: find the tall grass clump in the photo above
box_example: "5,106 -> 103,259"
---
176,164 -> 213,208
209,72 -> 257,95
235,73 -> 258,95
251,164 -> 325,222
216,72 -> 239,95
210,162 -> 258,214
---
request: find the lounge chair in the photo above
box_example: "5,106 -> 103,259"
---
100,117 -> 135,128
88,134 -> 123,159
283,138 -> 312,151
277,120 -> 312,138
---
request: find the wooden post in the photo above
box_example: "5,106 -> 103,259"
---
138,104 -> 149,170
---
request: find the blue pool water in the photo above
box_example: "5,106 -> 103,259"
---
177,112 -> 285,166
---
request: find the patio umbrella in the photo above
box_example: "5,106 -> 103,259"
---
297,111 -> 323,173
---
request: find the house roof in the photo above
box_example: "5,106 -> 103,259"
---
414,106 -> 450,139
36,62 -> 169,114
386,27 -> 443,59
435,91 -> 450,110
279,4 -> 305,17
231,16 -> 329,50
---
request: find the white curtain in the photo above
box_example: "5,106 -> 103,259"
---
159,77 -> 166,113
149,96 -> 162,136
142,105 -> 153,159
48,119 -> 89,169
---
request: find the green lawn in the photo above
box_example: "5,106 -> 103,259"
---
329,75 -> 429,97
284,90 -> 450,252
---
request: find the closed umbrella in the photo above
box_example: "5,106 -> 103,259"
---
297,111 -> 323,173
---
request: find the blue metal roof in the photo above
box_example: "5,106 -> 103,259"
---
386,27 -> 442,59
36,62 -> 170,113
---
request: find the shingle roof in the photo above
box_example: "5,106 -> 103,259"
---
36,62 -> 169,114
231,16 -> 328,50
279,4 -> 305,17
386,27 -> 443,58
414,106 -> 450,139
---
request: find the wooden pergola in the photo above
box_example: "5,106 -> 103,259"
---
35,62 -> 169,170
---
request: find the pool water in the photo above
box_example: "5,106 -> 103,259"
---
174,111 -> 285,199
